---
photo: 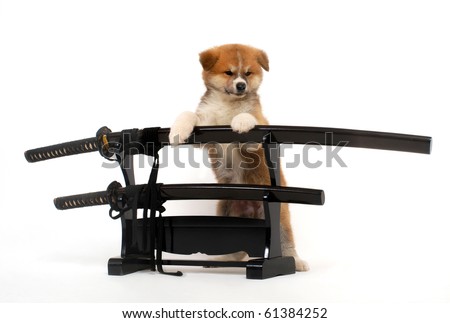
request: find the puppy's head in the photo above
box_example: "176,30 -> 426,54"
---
199,44 -> 269,98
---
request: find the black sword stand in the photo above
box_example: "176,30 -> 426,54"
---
25,125 -> 431,279
107,131 -> 299,279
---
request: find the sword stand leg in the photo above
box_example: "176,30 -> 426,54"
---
246,257 -> 296,279
108,257 -> 153,276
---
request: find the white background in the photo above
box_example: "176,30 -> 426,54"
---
0,0 -> 449,313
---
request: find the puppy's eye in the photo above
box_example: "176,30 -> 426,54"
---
245,71 -> 252,76
225,71 -> 233,76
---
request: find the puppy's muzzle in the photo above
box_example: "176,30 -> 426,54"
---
236,82 -> 246,94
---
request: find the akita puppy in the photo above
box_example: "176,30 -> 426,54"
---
169,44 -> 309,271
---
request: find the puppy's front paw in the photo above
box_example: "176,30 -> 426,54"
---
169,111 -> 198,145
231,113 -> 257,133
169,125 -> 192,145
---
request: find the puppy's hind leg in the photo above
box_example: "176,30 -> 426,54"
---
281,238 -> 310,272
280,205 -> 310,272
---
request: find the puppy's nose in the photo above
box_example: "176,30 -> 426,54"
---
236,82 -> 246,92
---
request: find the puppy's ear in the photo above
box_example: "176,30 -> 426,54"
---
257,50 -> 269,72
199,47 -> 220,71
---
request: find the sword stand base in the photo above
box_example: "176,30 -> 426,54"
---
107,256 -> 296,279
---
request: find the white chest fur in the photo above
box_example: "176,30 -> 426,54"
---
195,93 -> 257,184
196,92 -> 253,126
